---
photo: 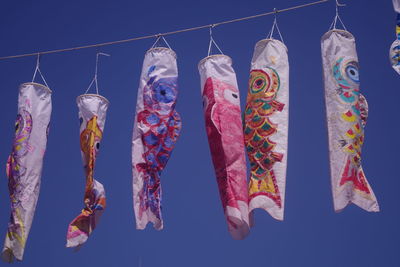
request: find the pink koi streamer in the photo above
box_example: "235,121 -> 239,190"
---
198,55 -> 250,240
2,82 -> 52,262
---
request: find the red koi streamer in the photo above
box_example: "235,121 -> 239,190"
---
198,55 -> 250,239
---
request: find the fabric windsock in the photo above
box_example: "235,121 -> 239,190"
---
321,30 -> 379,212
2,82 -> 52,262
132,47 -> 181,230
394,0 -> 400,13
198,55 -> 250,240
244,39 -> 289,221
66,94 -> 109,248
390,0 -> 400,74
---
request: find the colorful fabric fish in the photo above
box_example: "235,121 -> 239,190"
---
321,29 -> 379,212
198,55 -> 250,240
66,94 -> 109,248
132,47 -> 181,230
2,82 -> 52,262
390,0 -> 400,74
244,38 -> 289,220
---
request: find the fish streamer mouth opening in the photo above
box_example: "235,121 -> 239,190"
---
321,29 -> 355,42
254,38 -> 288,52
198,54 -> 233,70
76,94 -> 110,105
146,47 -> 177,59
20,82 -> 52,93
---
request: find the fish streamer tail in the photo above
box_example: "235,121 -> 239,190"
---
66,179 -> 106,248
335,156 -> 379,212
248,166 -> 283,220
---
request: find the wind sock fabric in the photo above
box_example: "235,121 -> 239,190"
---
390,0 -> 400,74
321,30 -> 379,212
394,0 -> 400,13
244,39 -> 289,221
66,94 -> 109,248
2,82 -> 52,262
132,47 -> 181,230
198,55 -> 250,240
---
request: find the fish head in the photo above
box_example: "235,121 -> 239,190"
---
13,109 -> 32,157
333,57 -> 360,91
248,68 -> 280,102
150,77 -> 178,116
80,116 -> 103,161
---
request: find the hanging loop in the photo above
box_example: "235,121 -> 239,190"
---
207,24 -> 224,56
85,52 -> 110,95
267,8 -> 284,43
32,53 -> 50,88
151,34 -> 172,50
329,0 -> 347,31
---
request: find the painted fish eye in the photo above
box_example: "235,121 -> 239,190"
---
95,141 -> 100,152
250,76 -> 266,93
249,70 -> 271,94
224,89 -> 240,105
46,124 -> 50,138
345,63 -> 359,83
202,96 -> 209,110
14,114 -> 23,134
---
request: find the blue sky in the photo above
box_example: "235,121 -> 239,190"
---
0,0 -> 399,266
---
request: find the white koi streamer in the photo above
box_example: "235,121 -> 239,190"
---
2,82 -> 52,262
321,30 -> 379,212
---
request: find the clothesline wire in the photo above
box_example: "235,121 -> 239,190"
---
0,0 -> 329,61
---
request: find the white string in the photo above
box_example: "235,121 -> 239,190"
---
0,0 -> 329,60
151,35 -> 172,49
85,77 -> 96,94
161,36 -> 172,49
207,25 -> 224,56
85,52 -> 110,95
267,8 -> 284,42
31,53 -> 50,88
329,0 -> 347,31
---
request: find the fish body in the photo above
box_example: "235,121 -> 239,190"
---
2,83 -> 52,262
332,58 -> 371,196
321,29 -> 379,212
198,54 -> 249,240
203,77 -> 248,211
244,68 -> 284,209
135,75 -> 181,223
